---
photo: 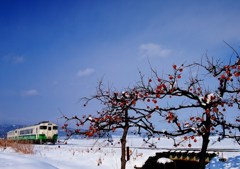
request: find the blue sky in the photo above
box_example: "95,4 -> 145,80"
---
0,0 -> 240,124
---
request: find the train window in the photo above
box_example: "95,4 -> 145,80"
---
19,129 -> 33,135
53,126 -> 58,130
48,127 -> 51,131
40,126 -> 47,129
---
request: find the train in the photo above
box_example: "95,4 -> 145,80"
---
7,121 -> 58,144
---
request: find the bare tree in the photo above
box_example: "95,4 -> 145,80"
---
62,80 -> 168,169
134,53 -> 240,169
63,49 -> 239,169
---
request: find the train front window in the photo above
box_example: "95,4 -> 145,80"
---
53,126 -> 58,130
40,126 -> 47,130
48,127 -> 51,131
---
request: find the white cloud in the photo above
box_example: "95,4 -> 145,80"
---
139,43 -> 171,58
21,89 -> 39,97
77,68 -> 95,77
1,55 -> 25,64
13,56 -> 25,64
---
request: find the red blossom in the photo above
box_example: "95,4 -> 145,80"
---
173,64 -> 177,70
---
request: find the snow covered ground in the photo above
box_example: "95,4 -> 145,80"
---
0,136 -> 239,169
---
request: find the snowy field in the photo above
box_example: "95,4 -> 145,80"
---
0,136 -> 239,169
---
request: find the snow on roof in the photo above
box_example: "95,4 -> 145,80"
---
188,151 -> 194,153
208,151 -> 216,154
157,157 -> 173,164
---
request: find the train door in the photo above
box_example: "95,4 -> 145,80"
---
47,125 -> 52,139
36,127 -> 38,140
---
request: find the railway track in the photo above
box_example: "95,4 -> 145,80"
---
61,143 -> 240,152
130,146 -> 240,152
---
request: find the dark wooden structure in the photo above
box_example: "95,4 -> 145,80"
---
141,150 -> 217,169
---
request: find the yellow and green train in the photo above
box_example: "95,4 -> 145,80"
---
7,121 -> 58,144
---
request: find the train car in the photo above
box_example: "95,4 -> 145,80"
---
7,121 -> 58,144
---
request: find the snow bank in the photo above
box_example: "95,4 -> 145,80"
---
0,136 -> 239,169
205,156 -> 240,169
0,152 -> 57,169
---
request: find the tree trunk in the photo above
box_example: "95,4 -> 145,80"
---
120,125 -> 129,169
198,132 -> 210,169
